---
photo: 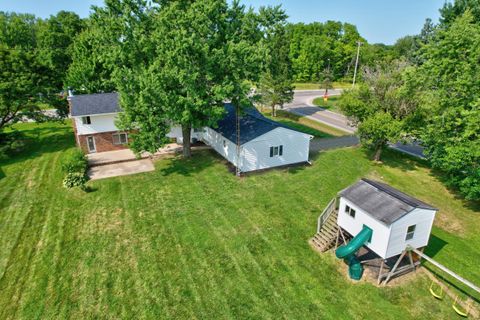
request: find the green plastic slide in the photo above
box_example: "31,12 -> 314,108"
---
335,226 -> 373,280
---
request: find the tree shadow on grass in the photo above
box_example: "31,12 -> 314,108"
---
0,166 -> 5,180
428,168 -> 480,213
160,150 -> 216,177
0,125 -> 75,168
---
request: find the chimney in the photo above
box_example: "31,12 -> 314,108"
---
67,87 -> 74,99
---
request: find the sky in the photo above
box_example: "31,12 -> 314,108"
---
0,0 -> 446,44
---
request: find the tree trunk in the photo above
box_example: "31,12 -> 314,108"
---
272,104 -> 276,117
181,125 -> 192,158
373,144 -> 383,162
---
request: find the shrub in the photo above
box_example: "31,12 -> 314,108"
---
61,149 -> 88,174
61,148 -> 89,190
63,172 -> 89,190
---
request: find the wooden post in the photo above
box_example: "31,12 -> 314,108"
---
335,228 -> 340,249
339,228 -> 347,245
384,250 -> 407,285
377,260 -> 385,285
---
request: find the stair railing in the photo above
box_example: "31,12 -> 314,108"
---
317,197 -> 337,233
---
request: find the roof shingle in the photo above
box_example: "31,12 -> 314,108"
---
70,92 -> 120,117
339,178 -> 437,225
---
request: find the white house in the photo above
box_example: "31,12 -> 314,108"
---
203,104 -> 313,172
337,178 -> 438,259
69,92 -> 313,172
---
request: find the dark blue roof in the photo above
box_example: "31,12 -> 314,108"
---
213,103 -> 301,145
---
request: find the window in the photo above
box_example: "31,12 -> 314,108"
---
113,133 -> 128,145
81,116 -> 91,125
223,140 -> 226,147
345,205 -> 356,218
269,145 -> 284,157
405,225 -> 416,240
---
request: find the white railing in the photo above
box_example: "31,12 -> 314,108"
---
317,197 -> 337,233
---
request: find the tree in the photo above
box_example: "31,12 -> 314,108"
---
340,61 -> 419,161
0,45 -> 50,131
37,11 -> 84,90
257,7 -> 293,117
410,11 -> 480,200
440,0 -> 480,26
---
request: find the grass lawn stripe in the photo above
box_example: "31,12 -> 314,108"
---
203,163 -> 313,317
186,166 -> 275,318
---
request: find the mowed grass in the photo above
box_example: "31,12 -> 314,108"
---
0,122 -> 479,319
313,95 -> 344,114
294,82 -> 351,90
263,109 -> 348,137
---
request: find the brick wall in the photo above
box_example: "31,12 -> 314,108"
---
78,131 -> 131,153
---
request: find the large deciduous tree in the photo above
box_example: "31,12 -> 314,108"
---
410,11 -> 480,200
257,6 -> 294,117
340,61 -> 419,161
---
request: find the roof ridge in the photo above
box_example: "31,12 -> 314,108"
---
361,178 -> 435,210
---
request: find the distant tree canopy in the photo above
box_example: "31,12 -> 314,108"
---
285,21 -> 365,82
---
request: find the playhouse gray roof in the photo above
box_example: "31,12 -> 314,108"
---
339,178 -> 437,225
70,92 -> 120,116
214,103 -> 305,145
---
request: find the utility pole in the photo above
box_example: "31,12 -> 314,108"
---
352,41 -> 362,88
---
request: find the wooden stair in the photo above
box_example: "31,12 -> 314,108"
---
311,210 -> 339,252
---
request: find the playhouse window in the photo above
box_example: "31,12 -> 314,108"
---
270,145 -> 284,157
345,205 -> 356,218
406,225 -> 416,240
81,116 -> 91,125
113,133 -> 128,145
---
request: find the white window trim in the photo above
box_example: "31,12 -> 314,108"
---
81,116 -> 91,125
405,225 -> 416,241
113,132 -> 128,145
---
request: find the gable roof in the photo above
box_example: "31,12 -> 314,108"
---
339,178 -> 437,225
213,103 -> 308,145
70,92 -> 120,117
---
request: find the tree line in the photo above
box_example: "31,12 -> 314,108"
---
340,0 -> 480,200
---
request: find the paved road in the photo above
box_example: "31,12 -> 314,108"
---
285,90 -> 356,134
285,90 -> 426,158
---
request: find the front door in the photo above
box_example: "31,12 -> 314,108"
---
87,136 -> 96,153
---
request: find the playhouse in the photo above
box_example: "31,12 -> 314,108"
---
312,178 -> 438,282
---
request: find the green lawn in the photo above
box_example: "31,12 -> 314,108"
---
313,95 -> 344,114
263,109 -> 348,137
294,82 -> 351,90
0,122 -> 479,319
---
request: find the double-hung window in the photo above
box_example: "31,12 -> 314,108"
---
345,205 -> 356,218
113,133 -> 128,145
405,225 -> 416,240
81,116 -> 91,125
269,145 -> 284,157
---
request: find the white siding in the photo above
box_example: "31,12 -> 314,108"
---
74,113 -> 119,135
202,127 -> 238,166
167,126 -> 204,143
240,127 -> 311,172
385,208 -> 436,258
337,197 -> 391,259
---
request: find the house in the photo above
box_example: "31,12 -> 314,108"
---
69,92 -> 128,153
203,104 -> 313,172
337,178 -> 438,260
69,92 -> 313,173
